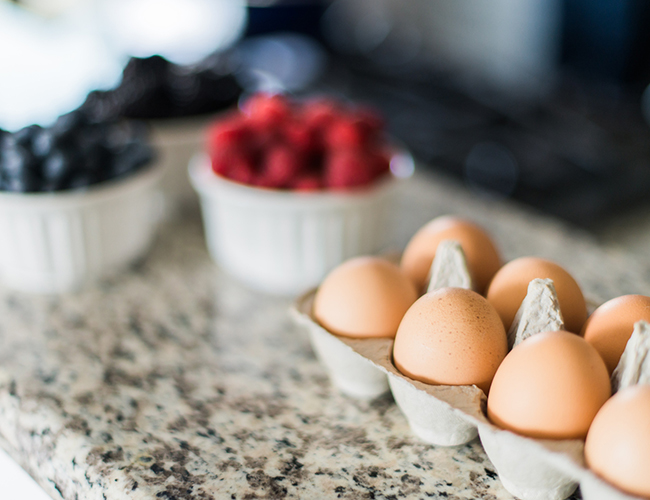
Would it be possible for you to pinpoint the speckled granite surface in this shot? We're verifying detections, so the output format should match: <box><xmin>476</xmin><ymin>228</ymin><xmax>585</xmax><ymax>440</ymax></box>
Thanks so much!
<box><xmin>1</xmin><ymin>170</ymin><xmax>649</xmax><ymax>500</ymax></box>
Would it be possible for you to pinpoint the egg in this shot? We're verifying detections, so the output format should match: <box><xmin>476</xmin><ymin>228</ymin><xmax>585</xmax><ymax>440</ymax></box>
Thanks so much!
<box><xmin>393</xmin><ymin>287</ymin><xmax>507</xmax><ymax>394</ymax></box>
<box><xmin>313</xmin><ymin>256</ymin><xmax>418</xmax><ymax>338</ymax></box>
<box><xmin>585</xmin><ymin>385</ymin><xmax>650</xmax><ymax>498</ymax></box>
<box><xmin>582</xmin><ymin>294</ymin><xmax>650</xmax><ymax>374</ymax></box>
<box><xmin>400</xmin><ymin>216</ymin><xmax>501</xmax><ymax>294</ymax></box>
<box><xmin>486</xmin><ymin>257</ymin><xmax>587</xmax><ymax>333</ymax></box>
<box><xmin>487</xmin><ymin>331</ymin><xmax>610</xmax><ymax>440</ymax></box>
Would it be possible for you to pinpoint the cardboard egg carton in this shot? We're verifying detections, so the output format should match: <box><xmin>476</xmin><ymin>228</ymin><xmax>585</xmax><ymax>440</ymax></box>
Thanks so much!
<box><xmin>290</xmin><ymin>243</ymin><xmax>645</xmax><ymax>500</ymax></box>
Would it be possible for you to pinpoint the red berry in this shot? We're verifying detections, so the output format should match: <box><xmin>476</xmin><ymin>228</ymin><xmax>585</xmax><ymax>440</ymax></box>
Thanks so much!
<box><xmin>259</xmin><ymin>145</ymin><xmax>302</xmax><ymax>188</ymax></box>
<box><xmin>207</xmin><ymin>116</ymin><xmax>249</xmax><ymax>152</ymax></box>
<box><xmin>227</xmin><ymin>157</ymin><xmax>256</xmax><ymax>185</ymax></box>
<box><xmin>325</xmin><ymin>119</ymin><xmax>368</xmax><ymax>149</ymax></box>
<box><xmin>252</xmin><ymin>176</ymin><xmax>277</xmax><ymax>189</ymax></box>
<box><xmin>324</xmin><ymin>150</ymin><xmax>375</xmax><ymax>189</ymax></box>
<box><xmin>247</xmin><ymin>124</ymin><xmax>279</xmax><ymax>159</ymax></box>
<box><xmin>302</xmin><ymin>98</ymin><xmax>339</xmax><ymax>131</ymax></box>
<box><xmin>371</xmin><ymin>151</ymin><xmax>391</xmax><ymax>176</ymax></box>
<box><xmin>292</xmin><ymin>173</ymin><xmax>322</xmax><ymax>191</ymax></box>
<box><xmin>283</xmin><ymin>121</ymin><xmax>316</xmax><ymax>154</ymax></box>
<box><xmin>211</xmin><ymin>148</ymin><xmax>238</xmax><ymax>177</ymax></box>
<box><xmin>205</xmin><ymin>94</ymin><xmax>389</xmax><ymax>191</ymax></box>
<box><xmin>242</xmin><ymin>93</ymin><xmax>291</xmax><ymax>127</ymax></box>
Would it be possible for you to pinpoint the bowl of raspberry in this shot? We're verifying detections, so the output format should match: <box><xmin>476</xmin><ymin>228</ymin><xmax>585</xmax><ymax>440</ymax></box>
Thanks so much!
<box><xmin>0</xmin><ymin>111</ymin><xmax>162</xmax><ymax>294</ymax></box>
<box><xmin>189</xmin><ymin>93</ymin><xmax>412</xmax><ymax>296</ymax></box>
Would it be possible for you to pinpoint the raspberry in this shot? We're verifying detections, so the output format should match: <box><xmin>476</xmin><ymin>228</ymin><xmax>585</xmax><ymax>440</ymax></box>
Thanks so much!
<box><xmin>206</xmin><ymin>93</ymin><xmax>391</xmax><ymax>191</ymax></box>
<box><xmin>207</xmin><ymin>116</ymin><xmax>249</xmax><ymax>151</ymax></box>
<box><xmin>211</xmin><ymin>148</ymin><xmax>237</xmax><ymax>176</ymax></box>
<box><xmin>325</xmin><ymin>119</ymin><xmax>368</xmax><ymax>149</ymax></box>
<box><xmin>248</xmin><ymin>123</ymin><xmax>280</xmax><ymax>157</ymax></box>
<box><xmin>292</xmin><ymin>173</ymin><xmax>322</xmax><ymax>191</ymax></box>
<box><xmin>371</xmin><ymin>151</ymin><xmax>391</xmax><ymax>176</ymax></box>
<box><xmin>259</xmin><ymin>145</ymin><xmax>302</xmax><ymax>188</ymax></box>
<box><xmin>227</xmin><ymin>156</ymin><xmax>256</xmax><ymax>185</ymax></box>
<box><xmin>324</xmin><ymin>149</ymin><xmax>375</xmax><ymax>189</ymax></box>
<box><xmin>302</xmin><ymin>98</ymin><xmax>339</xmax><ymax>131</ymax></box>
<box><xmin>283</xmin><ymin>121</ymin><xmax>316</xmax><ymax>154</ymax></box>
<box><xmin>243</xmin><ymin>93</ymin><xmax>291</xmax><ymax>127</ymax></box>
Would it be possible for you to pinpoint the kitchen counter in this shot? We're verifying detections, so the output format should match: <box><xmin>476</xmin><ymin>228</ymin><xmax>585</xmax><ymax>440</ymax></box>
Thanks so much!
<box><xmin>1</xmin><ymin>169</ymin><xmax>649</xmax><ymax>500</ymax></box>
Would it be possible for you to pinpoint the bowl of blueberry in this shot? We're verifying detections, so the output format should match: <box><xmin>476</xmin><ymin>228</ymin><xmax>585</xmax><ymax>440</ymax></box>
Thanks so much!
<box><xmin>189</xmin><ymin>93</ymin><xmax>413</xmax><ymax>296</ymax></box>
<box><xmin>0</xmin><ymin>110</ymin><xmax>162</xmax><ymax>294</ymax></box>
<box><xmin>80</xmin><ymin>55</ymin><xmax>243</xmax><ymax>214</ymax></box>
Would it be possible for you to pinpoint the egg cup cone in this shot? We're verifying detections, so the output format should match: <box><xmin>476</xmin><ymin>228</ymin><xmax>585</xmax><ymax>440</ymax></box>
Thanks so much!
<box><xmin>386</xmin><ymin>368</ymin><xmax>483</xmax><ymax>446</ymax></box>
<box><xmin>291</xmin><ymin>291</ymin><xmax>391</xmax><ymax>399</ymax></box>
<box><xmin>611</xmin><ymin>320</ymin><xmax>650</xmax><ymax>393</ymax></box>
<box><xmin>426</xmin><ymin>239</ymin><xmax>473</xmax><ymax>292</ymax></box>
<box><xmin>508</xmin><ymin>278</ymin><xmax>564</xmax><ymax>349</ymax></box>
<box><xmin>477</xmin><ymin>425</ymin><xmax>582</xmax><ymax>500</ymax></box>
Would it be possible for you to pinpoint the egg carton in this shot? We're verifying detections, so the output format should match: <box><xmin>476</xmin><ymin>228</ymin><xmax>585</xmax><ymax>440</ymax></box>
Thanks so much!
<box><xmin>290</xmin><ymin>246</ymin><xmax>643</xmax><ymax>500</ymax></box>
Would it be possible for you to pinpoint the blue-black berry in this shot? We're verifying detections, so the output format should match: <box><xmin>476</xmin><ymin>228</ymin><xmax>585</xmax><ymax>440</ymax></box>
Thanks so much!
<box><xmin>0</xmin><ymin>112</ymin><xmax>153</xmax><ymax>193</ymax></box>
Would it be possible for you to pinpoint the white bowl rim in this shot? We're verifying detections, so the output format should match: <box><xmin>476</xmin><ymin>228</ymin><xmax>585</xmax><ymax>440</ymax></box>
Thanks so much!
<box><xmin>0</xmin><ymin>163</ymin><xmax>162</xmax><ymax>209</ymax></box>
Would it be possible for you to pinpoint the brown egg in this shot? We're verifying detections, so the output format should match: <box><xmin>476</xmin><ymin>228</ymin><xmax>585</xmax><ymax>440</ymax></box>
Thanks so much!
<box><xmin>486</xmin><ymin>257</ymin><xmax>587</xmax><ymax>333</ymax></box>
<box><xmin>585</xmin><ymin>385</ymin><xmax>650</xmax><ymax>498</ymax></box>
<box><xmin>487</xmin><ymin>331</ymin><xmax>610</xmax><ymax>440</ymax></box>
<box><xmin>393</xmin><ymin>287</ymin><xmax>507</xmax><ymax>394</ymax></box>
<box><xmin>582</xmin><ymin>294</ymin><xmax>650</xmax><ymax>374</ymax></box>
<box><xmin>313</xmin><ymin>256</ymin><xmax>418</xmax><ymax>338</ymax></box>
<box><xmin>400</xmin><ymin>216</ymin><xmax>501</xmax><ymax>294</ymax></box>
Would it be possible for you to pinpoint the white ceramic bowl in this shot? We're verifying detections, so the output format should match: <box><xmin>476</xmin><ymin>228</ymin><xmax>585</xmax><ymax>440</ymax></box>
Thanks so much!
<box><xmin>189</xmin><ymin>152</ymin><xmax>411</xmax><ymax>295</ymax></box>
<box><xmin>0</xmin><ymin>166</ymin><xmax>163</xmax><ymax>294</ymax></box>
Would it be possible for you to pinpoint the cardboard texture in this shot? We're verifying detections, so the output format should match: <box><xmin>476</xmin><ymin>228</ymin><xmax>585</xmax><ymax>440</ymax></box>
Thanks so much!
<box><xmin>611</xmin><ymin>320</ymin><xmax>650</xmax><ymax>393</ymax></box>
<box><xmin>508</xmin><ymin>278</ymin><xmax>565</xmax><ymax>349</ymax></box>
<box><xmin>427</xmin><ymin>240</ymin><xmax>473</xmax><ymax>292</ymax></box>
<box><xmin>292</xmin><ymin>292</ymin><xmax>391</xmax><ymax>399</ymax></box>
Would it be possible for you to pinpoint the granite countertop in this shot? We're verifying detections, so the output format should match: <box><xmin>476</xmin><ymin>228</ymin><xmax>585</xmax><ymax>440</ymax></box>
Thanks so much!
<box><xmin>1</xmin><ymin>170</ymin><xmax>649</xmax><ymax>500</ymax></box>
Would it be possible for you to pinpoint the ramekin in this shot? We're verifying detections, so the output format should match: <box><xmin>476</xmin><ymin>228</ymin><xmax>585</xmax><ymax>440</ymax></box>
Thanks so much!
<box><xmin>0</xmin><ymin>166</ymin><xmax>163</xmax><ymax>294</ymax></box>
<box><xmin>189</xmin><ymin>153</ymin><xmax>410</xmax><ymax>295</ymax></box>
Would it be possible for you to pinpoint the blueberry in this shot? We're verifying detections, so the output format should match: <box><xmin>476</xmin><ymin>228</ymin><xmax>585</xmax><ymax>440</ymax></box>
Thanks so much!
<box><xmin>51</xmin><ymin>111</ymin><xmax>87</xmax><ymax>141</ymax></box>
<box><xmin>0</xmin><ymin>110</ymin><xmax>154</xmax><ymax>192</ymax></box>
<box><xmin>76</xmin><ymin>124</ymin><xmax>104</xmax><ymax>156</ymax></box>
<box><xmin>103</xmin><ymin>121</ymin><xmax>136</xmax><ymax>153</ymax></box>
<box><xmin>32</xmin><ymin>128</ymin><xmax>56</xmax><ymax>158</ymax></box>
<box><xmin>167</xmin><ymin>66</ymin><xmax>200</xmax><ymax>108</ymax></box>
<box><xmin>42</xmin><ymin>149</ymin><xmax>74</xmax><ymax>189</ymax></box>
<box><xmin>81</xmin><ymin>144</ymin><xmax>111</xmax><ymax>180</ymax></box>
<box><xmin>80</xmin><ymin>90</ymin><xmax>122</xmax><ymax>122</ymax></box>
<box><xmin>14</xmin><ymin>124</ymin><xmax>42</xmax><ymax>148</ymax></box>
<box><xmin>3</xmin><ymin>169</ymin><xmax>39</xmax><ymax>192</ymax></box>
<box><xmin>1</xmin><ymin>145</ymin><xmax>32</xmax><ymax>179</ymax></box>
<box><xmin>1</xmin><ymin>131</ymin><xmax>17</xmax><ymax>150</ymax></box>
<box><xmin>110</xmin><ymin>141</ymin><xmax>153</xmax><ymax>178</ymax></box>
<box><xmin>0</xmin><ymin>146</ymin><xmax>40</xmax><ymax>192</ymax></box>
<box><xmin>66</xmin><ymin>170</ymin><xmax>99</xmax><ymax>191</ymax></box>
<box><xmin>123</xmin><ymin>55</ymin><xmax>169</xmax><ymax>85</ymax></box>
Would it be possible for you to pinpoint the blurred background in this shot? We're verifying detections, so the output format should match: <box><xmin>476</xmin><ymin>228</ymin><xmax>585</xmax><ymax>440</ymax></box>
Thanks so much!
<box><xmin>3</xmin><ymin>0</ymin><xmax>650</xmax><ymax>229</ymax></box>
